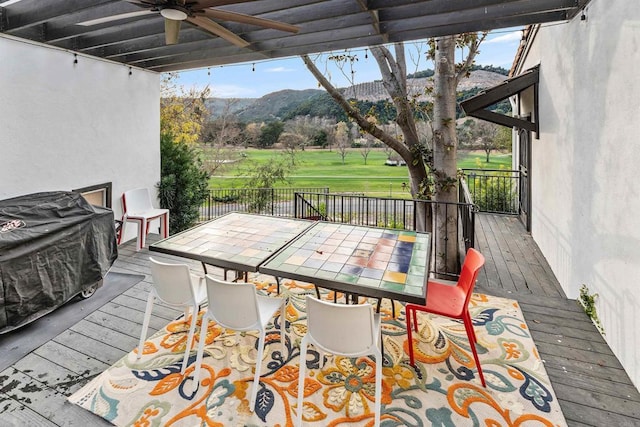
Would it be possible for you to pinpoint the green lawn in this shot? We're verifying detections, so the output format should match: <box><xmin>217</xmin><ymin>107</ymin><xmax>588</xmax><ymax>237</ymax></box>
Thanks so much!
<box><xmin>209</xmin><ymin>148</ymin><xmax>512</xmax><ymax>197</ymax></box>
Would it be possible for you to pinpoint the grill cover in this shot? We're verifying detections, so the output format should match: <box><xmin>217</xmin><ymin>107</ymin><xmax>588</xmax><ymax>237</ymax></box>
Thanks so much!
<box><xmin>0</xmin><ymin>191</ymin><xmax>118</xmax><ymax>333</ymax></box>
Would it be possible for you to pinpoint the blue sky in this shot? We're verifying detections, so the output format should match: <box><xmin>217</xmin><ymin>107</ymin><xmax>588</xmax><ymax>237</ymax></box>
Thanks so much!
<box><xmin>172</xmin><ymin>29</ymin><xmax>523</xmax><ymax>99</ymax></box>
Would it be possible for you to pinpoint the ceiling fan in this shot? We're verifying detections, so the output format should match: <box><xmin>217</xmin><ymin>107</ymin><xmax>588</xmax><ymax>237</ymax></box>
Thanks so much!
<box><xmin>78</xmin><ymin>0</ymin><xmax>299</xmax><ymax>48</ymax></box>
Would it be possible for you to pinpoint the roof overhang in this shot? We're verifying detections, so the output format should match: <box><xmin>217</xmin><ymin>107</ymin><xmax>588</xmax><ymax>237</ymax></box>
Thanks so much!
<box><xmin>0</xmin><ymin>0</ymin><xmax>589</xmax><ymax>72</ymax></box>
<box><xmin>460</xmin><ymin>65</ymin><xmax>539</xmax><ymax>135</ymax></box>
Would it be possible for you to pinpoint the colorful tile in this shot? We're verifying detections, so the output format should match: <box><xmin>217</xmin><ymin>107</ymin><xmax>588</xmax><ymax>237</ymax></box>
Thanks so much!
<box><xmin>383</xmin><ymin>271</ymin><xmax>407</xmax><ymax>284</ymax></box>
<box><xmin>361</xmin><ymin>268</ymin><xmax>384</xmax><ymax>280</ymax></box>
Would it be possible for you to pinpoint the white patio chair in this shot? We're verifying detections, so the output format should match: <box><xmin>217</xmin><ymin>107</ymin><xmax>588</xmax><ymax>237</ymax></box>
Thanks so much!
<box><xmin>119</xmin><ymin>188</ymin><xmax>169</xmax><ymax>251</ymax></box>
<box><xmin>296</xmin><ymin>296</ymin><xmax>382</xmax><ymax>427</ymax></box>
<box><xmin>137</xmin><ymin>257</ymin><xmax>206</xmax><ymax>373</ymax></box>
<box><xmin>193</xmin><ymin>275</ymin><xmax>285</xmax><ymax>410</ymax></box>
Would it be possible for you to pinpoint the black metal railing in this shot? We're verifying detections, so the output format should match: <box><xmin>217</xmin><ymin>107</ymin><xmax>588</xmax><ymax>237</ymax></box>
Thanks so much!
<box><xmin>461</xmin><ymin>168</ymin><xmax>520</xmax><ymax>214</ymax></box>
<box><xmin>200</xmin><ymin>187</ymin><xmax>329</xmax><ymax>221</ymax></box>
<box><xmin>459</xmin><ymin>177</ymin><xmax>477</xmax><ymax>252</ymax></box>
<box><xmin>294</xmin><ymin>192</ymin><xmax>476</xmax><ymax>277</ymax></box>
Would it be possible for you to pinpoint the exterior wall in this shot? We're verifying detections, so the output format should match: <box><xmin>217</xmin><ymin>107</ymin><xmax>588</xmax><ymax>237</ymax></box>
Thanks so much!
<box><xmin>0</xmin><ymin>35</ymin><xmax>161</xmax><ymax>241</ymax></box>
<box><xmin>516</xmin><ymin>1</ymin><xmax>640</xmax><ymax>389</ymax></box>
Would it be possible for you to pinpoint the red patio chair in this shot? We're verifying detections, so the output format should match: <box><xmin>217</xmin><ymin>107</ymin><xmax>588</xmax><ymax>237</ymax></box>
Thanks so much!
<box><xmin>405</xmin><ymin>248</ymin><xmax>487</xmax><ymax>387</ymax></box>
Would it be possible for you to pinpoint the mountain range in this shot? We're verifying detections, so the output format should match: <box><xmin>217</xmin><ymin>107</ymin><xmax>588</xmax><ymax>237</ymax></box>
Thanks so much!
<box><xmin>205</xmin><ymin>70</ymin><xmax>507</xmax><ymax>123</ymax></box>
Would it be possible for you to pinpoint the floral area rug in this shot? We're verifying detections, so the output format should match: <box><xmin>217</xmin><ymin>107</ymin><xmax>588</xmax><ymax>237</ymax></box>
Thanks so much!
<box><xmin>69</xmin><ymin>277</ymin><xmax>567</xmax><ymax>427</ymax></box>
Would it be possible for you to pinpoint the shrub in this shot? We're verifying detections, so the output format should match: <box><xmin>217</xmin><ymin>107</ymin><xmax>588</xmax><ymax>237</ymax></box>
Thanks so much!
<box><xmin>474</xmin><ymin>176</ymin><xmax>518</xmax><ymax>213</ymax></box>
<box><xmin>158</xmin><ymin>133</ymin><xmax>210</xmax><ymax>233</ymax></box>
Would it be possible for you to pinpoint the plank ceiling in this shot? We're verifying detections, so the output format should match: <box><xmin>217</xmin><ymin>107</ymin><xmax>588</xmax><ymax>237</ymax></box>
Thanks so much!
<box><xmin>0</xmin><ymin>0</ymin><xmax>589</xmax><ymax>72</ymax></box>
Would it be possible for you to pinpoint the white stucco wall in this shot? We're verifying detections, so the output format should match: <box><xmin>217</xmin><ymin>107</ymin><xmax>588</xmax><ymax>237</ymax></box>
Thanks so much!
<box><xmin>517</xmin><ymin>1</ymin><xmax>640</xmax><ymax>389</ymax></box>
<box><xmin>0</xmin><ymin>34</ymin><xmax>161</xmax><ymax>242</ymax></box>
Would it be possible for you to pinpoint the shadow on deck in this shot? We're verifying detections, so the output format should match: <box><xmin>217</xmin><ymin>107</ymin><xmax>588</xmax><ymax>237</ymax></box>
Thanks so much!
<box><xmin>0</xmin><ymin>214</ymin><xmax>638</xmax><ymax>426</ymax></box>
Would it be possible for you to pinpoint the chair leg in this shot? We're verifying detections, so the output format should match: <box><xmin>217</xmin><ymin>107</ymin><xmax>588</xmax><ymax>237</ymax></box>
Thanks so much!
<box><xmin>405</xmin><ymin>305</ymin><xmax>416</xmax><ymax>366</ymax></box>
<box><xmin>374</xmin><ymin>348</ymin><xmax>382</xmax><ymax>427</ymax></box>
<box><xmin>192</xmin><ymin>316</ymin><xmax>210</xmax><ymax>387</ymax></box>
<box><xmin>250</xmin><ymin>331</ymin><xmax>266</xmax><ymax>410</ymax></box>
<box><xmin>140</xmin><ymin>219</ymin><xmax>148</xmax><ymax>251</ymax></box>
<box><xmin>280</xmin><ymin>299</ymin><xmax>286</xmax><ymax>349</ymax></box>
<box><xmin>463</xmin><ymin>311</ymin><xmax>486</xmax><ymax>388</ymax></box>
<box><xmin>296</xmin><ymin>336</ymin><xmax>309</xmax><ymax>427</ymax></box>
<box><xmin>161</xmin><ymin>212</ymin><xmax>169</xmax><ymax>238</ymax></box>
<box><xmin>137</xmin><ymin>293</ymin><xmax>155</xmax><ymax>360</ymax></box>
<box><xmin>181</xmin><ymin>306</ymin><xmax>199</xmax><ymax>374</ymax></box>
<box><xmin>118</xmin><ymin>217</ymin><xmax>127</xmax><ymax>245</ymax></box>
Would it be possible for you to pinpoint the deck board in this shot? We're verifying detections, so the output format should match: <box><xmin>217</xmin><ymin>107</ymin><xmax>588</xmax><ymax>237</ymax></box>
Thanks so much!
<box><xmin>2</xmin><ymin>218</ymin><xmax>639</xmax><ymax>427</ymax></box>
<box><xmin>475</xmin><ymin>214</ymin><xmax>640</xmax><ymax>426</ymax></box>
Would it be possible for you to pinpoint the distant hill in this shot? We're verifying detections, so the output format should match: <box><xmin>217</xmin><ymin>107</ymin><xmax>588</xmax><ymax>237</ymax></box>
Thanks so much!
<box><xmin>205</xmin><ymin>98</ymin><xmax>255</xmax><ymax>118</ymax></box>
<box><xmin>341</xmin><ymin>70</ymin><xmax>506</xmax><ymax>101</ymax></box>
<box><xmin>206</xmin><ymin>89</ymin><xmax>323</xmax><ymax>122</ymax></box>
<box><xmin>205</xmin><ymin>70</ymin><xmax>507</xmax><ymax>122</ymax></box>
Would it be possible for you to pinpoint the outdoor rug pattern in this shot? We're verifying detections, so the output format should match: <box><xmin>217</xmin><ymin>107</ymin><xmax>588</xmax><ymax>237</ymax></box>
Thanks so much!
<box><xmin>69</xmin><ymin>279</ymin><xmax>567</xmax><ymax>426</ymax></box>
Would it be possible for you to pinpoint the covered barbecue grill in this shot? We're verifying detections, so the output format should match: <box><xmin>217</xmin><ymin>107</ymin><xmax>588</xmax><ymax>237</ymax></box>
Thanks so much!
<box><xmin>0</xmin><ymin>191</ymin><xmax>117</xmax><ymax>333</ymax></box>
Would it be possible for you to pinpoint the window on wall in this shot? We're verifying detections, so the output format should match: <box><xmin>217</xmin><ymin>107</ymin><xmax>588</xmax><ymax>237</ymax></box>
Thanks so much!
<box><xmin>73</xmin><ymin>182</ymin><xmax>112</xmax><ymax>208</ymax></box>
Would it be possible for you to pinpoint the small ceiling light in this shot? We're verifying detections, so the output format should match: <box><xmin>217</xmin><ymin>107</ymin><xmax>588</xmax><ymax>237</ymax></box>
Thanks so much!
<box><xmin>160</xmin><ymin>7</ymin><xmax>188</xmax><ymax>21</ymax></box>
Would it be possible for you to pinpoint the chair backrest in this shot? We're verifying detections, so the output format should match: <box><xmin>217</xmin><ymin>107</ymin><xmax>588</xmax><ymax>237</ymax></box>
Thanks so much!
<box><xmin>305</xmin><ymin>296</ymin><xmax>377</xmax><ymax>356</ymax></box>
<box><xmin>149</xmin><ymin>257</ymin><xmax>196</xmax><ymax>306</ymax></box>
<box><xmin>204</xmin><ymin>275</ymin><xmax>261</xmax><ymax>330</ymax></box>
<box><xmin>123</xmin><ymin>188</ymin><xmax>154</xmax><ymax>214</ymax></box>
<box><xmin>457</xmin><ymin>248</ymin><xmax>486</xmax><ymax>304</ymax></box>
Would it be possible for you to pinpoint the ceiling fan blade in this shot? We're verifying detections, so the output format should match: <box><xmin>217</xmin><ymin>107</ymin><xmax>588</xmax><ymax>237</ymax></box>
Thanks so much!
<box><xmin>76</xmin><ymin>10</ymin><xmax>153</xmax><ymax>26</ymax></box>
<box><xmin>124</xmin><ymin>0</ymin><xmax>161</xmax><ymax>6</ymax></box>
<box><xmin>198</xmin><ymin>9</ymin><xmax>299</xmax><ymax>33</ymax></box>
<box><xmin>165</xmin><ymin>18</ymin><xmax>181</xmax><ymax>45</ymax></box>
<box><xmin>186</xmin><ymin>16</ymin><xmax>249</xmax><ymax>48</ymax></box>
<box><xmin>194</xmin><ymin>0</ymin><xmax>255</xmax><ymax>8</ymax></box>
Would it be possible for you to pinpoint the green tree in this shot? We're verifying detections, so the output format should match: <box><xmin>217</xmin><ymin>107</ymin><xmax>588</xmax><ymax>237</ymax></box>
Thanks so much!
<box><xmin>303</xmin><ymin>34</ymin><xmax>486</xmax><ymax>273</ymax></box>
<box><xmin>258</xmin><ymin>121</ymin><xmax>285</xmax><ymax>147</ymax></box>
<box><xmin>160</xmin><ymin>74</ymin><xmax>210</xmax><ymax>145</ymax></box>
<box><xmin>311</xmin><ymin>129</ymin><xmax>328</xmax><ymax>147</ymax></box>
<box><xmin>242</xmin><ymin>151</ymin><xmax>297</xmax><ymax>213</ymax></box>
<box><xmin>158</xmin><ymin>133</ymin><xmax>210</xmax><ymax>233</ymax></box>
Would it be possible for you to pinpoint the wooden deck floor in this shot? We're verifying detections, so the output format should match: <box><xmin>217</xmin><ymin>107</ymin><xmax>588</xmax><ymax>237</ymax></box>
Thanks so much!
<box><xmin>1</xmin><ymin>214</ymin><xmax>639</xmax><ymax>426</ymax></box>
<box><xmin>474</xmin><ymin>214</ymin><xmax>640</xmax><ymax>427</ymax></box>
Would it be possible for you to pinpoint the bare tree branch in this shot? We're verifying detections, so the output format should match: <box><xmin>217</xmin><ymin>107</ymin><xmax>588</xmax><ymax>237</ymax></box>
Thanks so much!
<box><xmin>301</xmin><ymin>54</ymin><xmax>411</xmax><ymax>160</ymax></box>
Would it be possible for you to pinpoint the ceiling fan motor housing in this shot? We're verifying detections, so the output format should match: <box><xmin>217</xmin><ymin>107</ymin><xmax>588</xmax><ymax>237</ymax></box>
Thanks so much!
<box><xmin>160</xmin><ymin>5</ymin><xmax>189</xmax><ymax>21</ymax></box>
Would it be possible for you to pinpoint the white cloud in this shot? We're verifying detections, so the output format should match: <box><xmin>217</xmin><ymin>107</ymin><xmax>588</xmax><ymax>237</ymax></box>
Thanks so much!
<box><xmin>485</xmin><ymin>31</ymin><xmax>522</xmax><ymax>44</ymax></box>
<box><xmin>265</xmin><ymin>66</ymin><xmax>295</xmax><ymax>73</ymax></box>
<box><xmin>211</xmin><ymin>84</ymin><xmax>256</xmax><ymax>98</ymax></box>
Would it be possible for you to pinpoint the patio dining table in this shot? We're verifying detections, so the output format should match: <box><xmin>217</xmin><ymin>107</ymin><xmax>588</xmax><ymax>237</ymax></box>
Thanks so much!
<box><xmin>259</xmin><ymin>221</ymin><xmax>431</xmax><ymax>306</ymax></box>
<box><xmin>149</xmin><ymin>212</ymin><xmax>315</xmax><ymax>279</ymax></box>
<box><xmin>149</xmin><ymin>213</ymin><xmax>431</xmax><ymax>306</ymax></box>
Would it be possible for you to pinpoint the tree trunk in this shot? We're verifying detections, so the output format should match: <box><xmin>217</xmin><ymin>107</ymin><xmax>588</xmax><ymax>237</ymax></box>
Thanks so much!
<box><xmin>301</xmin><ymin>52</ymin><xmax>430</xmax><ymax>231</ymax></box>
<box><xmin>432</xmin><ymin>36</ymin><xmax>459</xmax><ymax>274</ymax></box>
